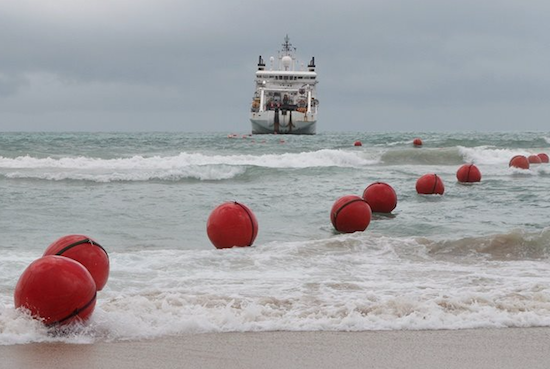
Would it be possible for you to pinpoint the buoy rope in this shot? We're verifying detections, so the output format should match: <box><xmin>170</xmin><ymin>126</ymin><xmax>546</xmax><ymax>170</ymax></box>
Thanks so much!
<box><xmin>47</xmin><ymin>291</ymin><xmax>97</xmax><ymax>327</ymax></box>
<box><xmin>333</xmin><ymin>198</ymin><xmax>366</xmax><ymax>222</ymax></box>
<box><xmin>431</xmin><ymin>175</ymin><xmax>439</xmax><ymax>193</ymax></box>
<box><xmin>234</xmin><ymin>202</ymin><xmax>256</xmax><ymax>246</ymax></box>
<box><xmin>55</xmin><ymin>238</ymin><xmax>109</xmax><ymax>259</ymax></box>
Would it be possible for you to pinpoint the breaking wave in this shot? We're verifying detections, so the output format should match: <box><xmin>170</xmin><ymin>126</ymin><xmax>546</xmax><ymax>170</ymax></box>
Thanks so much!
<box><xmin>2</xmin><ymin>231</ymin><xmax>550</xmax><ymax>345</ymax></box>
<box><xmin>0</xmin><ymin>150</ymin><xmax>377</xmax><ymax>182</ymax></box>
<box><xmin>419</xmin><ymin>228</ymin><xmax>550</xmax><ymax>260</ymax></box>
<box><xmin>457</xmin><ymin>146</ymin><xmax>548</xmax><ymax>165</ymax></box>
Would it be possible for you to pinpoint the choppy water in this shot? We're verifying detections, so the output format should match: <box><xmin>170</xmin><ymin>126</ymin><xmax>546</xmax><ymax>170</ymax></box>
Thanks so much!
<box><xmin>1</xmin><ymin>131</ymin><xmax>550</xmax><ymax>344</ymax></box>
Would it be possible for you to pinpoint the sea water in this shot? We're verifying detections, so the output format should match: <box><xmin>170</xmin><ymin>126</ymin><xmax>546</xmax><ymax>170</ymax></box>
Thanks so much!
<box><xmin>1</xmin><ymin>131</ymin><xmax>549</xmax><ymax>344</ymax></box>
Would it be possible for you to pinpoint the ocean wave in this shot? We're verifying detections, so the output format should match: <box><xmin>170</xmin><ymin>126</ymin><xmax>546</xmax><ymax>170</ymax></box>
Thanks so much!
<box><xmin>378</xmin><ymin>146</ymin><xmax>550</xmax><ymax>166</ymax></box>
<box><xmin>2</xmin><ymin>232</ymin><xmax>550</xmax><ymax>345</ymax></box>
<box><xmin>3</xmin><ymin>275</ymin><xmax>550</xmax><ymax>345</ymax></box>
<box><xmin>380</xmin><ymin>147</ymin><xmax>464</xmax><ymax>165</ymax></box>
<box><xmin>419</xmin><ymin>228</ymin><xmax>550</xmax><ymax>260</ymax></box>
<box><xmin>0</xmin><ymin>150</ymin><xmax>376</xmax><ymax>182</ymax></box>
<box><xmin>2</xmin><ymin>166</ymin><xmax>246</xmax><ymax>182</ymax></box>
<box><xmin>0</xmin><ymin>150</ymin><xmax>376</xmax><ymax>169</ymax></box>
<box><xmin>457</xmin><ymin>146</ymin><xmax>547</xmax><ymax>165</ymax></box>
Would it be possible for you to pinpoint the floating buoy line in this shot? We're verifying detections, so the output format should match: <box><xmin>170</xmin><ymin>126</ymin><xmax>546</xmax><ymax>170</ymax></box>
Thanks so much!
<box><xmin>11</xmin><ymin>140</ymin><xmax>549</xmax><ymax>328</ymax></box>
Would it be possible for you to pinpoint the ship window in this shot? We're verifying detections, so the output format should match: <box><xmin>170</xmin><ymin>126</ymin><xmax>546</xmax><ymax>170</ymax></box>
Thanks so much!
<box><xmin>283</xmin><ymin>76</ymin><xmax>288</xmax><ymax>80</ymax></box>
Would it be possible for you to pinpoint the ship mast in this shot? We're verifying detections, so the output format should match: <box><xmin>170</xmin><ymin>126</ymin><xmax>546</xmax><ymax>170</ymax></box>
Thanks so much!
<box><xmin>281</xmin><ymin>34</ymin><xmax>296</xmax><ymax>56</ymax></box>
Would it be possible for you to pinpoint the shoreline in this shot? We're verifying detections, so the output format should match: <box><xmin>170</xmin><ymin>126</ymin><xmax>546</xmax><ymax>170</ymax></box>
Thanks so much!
<box><xmin>2</xmin><ymin>328</ymin><xmax>550</xmax><ymax>369</ymax></box>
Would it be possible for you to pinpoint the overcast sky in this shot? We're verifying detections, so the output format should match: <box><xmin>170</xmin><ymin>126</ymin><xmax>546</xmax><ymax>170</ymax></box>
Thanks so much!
<box><xmin>1</xmin><ymin>0</ymin><xmax>549</xmax><ymax>132</ymax></box>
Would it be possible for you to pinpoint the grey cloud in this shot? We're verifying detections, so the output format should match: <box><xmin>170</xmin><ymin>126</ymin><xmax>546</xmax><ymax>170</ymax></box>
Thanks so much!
<box><xmin>1</xmin><ymin>0</ymin><xmax>550</xmax><ymax>131</ymax></box>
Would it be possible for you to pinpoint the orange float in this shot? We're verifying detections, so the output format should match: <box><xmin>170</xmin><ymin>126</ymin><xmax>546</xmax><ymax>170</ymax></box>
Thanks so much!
<box><xmin>362</xmin><ymin>182</ymin><xmax>397</xmax><ymax>213</ymax></box>
<box><xmin>416</xmin><ymin>174</ymin><xmax>445</xmax><ymax>195</ymax></box>
<box><xmin>330</xmin><ymin>195</ymin><xmax>372</xmax><ymax>233</ymax></box>
<box><xmin>14</xmin><ymin>255</ymin><xmax>97</xmax><ymax>326</ymax></box>
<box><xmin>354</xmin><ymin>141</ymin><xmax>362</xmax><ymax>147</ymax></box>
<box><xmin>43</xmin><ymin>235</ymin><xmax>109</xmax><ymax>291</ymax></box>
<box><xmin>413</xmin><ymin>138</ymin><xmax>423</xmax><ymax>147</ymax></box>
<box><xmin>207</xmin><ymin>202</ymin><xmax>258</xmax><ymax>249</ymax></box>
<box><xmin>509</xmin><ymin>155</ymin><xmax>530</xmax><ymax>169</ymax></box>
<box><xmin>528</xmin><ymin>155</ymin><xmax>542</xmax><ymax>164</ymax></box>
<box><xmin>538</xmin><ymin>153</ymin><xmax>549</xmax><ymax>163</ymax></box>
<box><xmin>456</xmin><ymin>164</ymin><xmax>481</xmax><ymax>183</ymax></box>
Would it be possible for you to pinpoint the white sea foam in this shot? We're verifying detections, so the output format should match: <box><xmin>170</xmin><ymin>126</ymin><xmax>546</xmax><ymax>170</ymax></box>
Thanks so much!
<box><xmin>3</xmin><ymin>166</ymin><xmax>246</xmax><ymax>182</ymax></box>
<box><xmin>0</xmin><ymin>150</ymin><xmax>374</xmax><ymax>170</ymax></box>
<box><xmin>2</xmin><ymin>232</ymin><xmax>550</xmax><ymax>345</ymax></box>
<box><xmin>458</xmin><ymin>146</ymin><xmax>533</xmax><ymax>165</ymax></box>
<box><xmin>0</xmin><ymin>150</ymin><xmax>376</xmax><ymax>182</ymax></box>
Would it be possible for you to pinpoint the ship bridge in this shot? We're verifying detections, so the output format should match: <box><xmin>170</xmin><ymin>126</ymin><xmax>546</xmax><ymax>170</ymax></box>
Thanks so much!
<box><xmin>255</xmin><ymin>70</ymin><xmax>317</xmax><ymax>82</ymax></box>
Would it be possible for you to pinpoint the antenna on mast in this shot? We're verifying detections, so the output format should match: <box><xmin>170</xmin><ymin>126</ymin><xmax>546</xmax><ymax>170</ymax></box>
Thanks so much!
<box><xmin>281</xmin><ymin>34</ymin><xmax>296</xmax><ymax>56</ymax></box>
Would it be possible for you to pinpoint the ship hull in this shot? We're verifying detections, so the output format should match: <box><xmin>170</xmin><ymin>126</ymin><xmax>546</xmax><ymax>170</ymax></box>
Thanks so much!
<box><xmin>250</xmin><ymin>111</ymin><xmax>316</xmax><ymax>135</ymax></box>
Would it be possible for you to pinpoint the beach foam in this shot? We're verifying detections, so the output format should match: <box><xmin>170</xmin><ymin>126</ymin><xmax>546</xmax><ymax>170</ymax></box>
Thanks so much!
<box><xmin>2</xmin><ymin>231</ymin><xmax>550</xmax><ymax>345</ymax></box>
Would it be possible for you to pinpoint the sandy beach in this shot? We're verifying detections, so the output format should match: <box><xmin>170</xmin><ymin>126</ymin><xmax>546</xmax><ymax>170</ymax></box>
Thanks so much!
<box><xmin>2</xmin><ymin>328</ymin><xmax>549</xmax><ymax>369</ymax></box>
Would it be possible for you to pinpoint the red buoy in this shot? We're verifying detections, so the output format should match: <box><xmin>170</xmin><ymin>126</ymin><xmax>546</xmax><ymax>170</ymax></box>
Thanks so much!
<box><xmin>509</xmin><ymin>155</ymin><xmax>530</xmax><ymax>169</ymax></box>
<box><xmin>43</xmin><ymin>235</ymin><xmax>109</xmax><ymax>291</ymax></box>
<box><xmin>456</xmin><ymin>164</ymin><xmax>482</xmax><ymax>183</ymax></box>
<box><xmin>413</xmin><ymin>138</ymin><xmax>423</xmax><ymax>147</ymax></box>
<box><xmin>362</xmin><ymin>182</ymin><xmax>397</xmax><ymax>213</ymax></box>
<box><xmin>14</xmin><ymin>255</ymin><xmax>97</xmax><ymax>326</ymax></box>
<box><xmin>538</xmin><ymin>153</ymin><xmax>549</xmax><ymax>163</ymax></box>
<box><xmin>330</xmin><ymin>195</ymin><xmax>372</xmax><ymax>233</ymax></box>
<box><xmin>416</xmin><ymin>174</ymin><xmax>445</xmax><ymax>195</ymax></box>
<box><xmin>354</xmin><ymin>141</ymin><xmax>362</xmax><ymax>147</ymax></box>
<box><xmin>528</xmin><ymin>155</ymin><xmax>542</xmax><ymax>164</ymax></box>
<box><xmin>207</xmin><ymin>202</ymin><xmax>258</xmax><ymax>249</ymax></box>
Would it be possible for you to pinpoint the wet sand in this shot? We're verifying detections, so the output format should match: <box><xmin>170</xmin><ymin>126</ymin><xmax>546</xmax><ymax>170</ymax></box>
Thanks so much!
<box><xmin>2</xmin><ymin>328</ymin><xmax>550</xmax><ymax>369</ymax></box>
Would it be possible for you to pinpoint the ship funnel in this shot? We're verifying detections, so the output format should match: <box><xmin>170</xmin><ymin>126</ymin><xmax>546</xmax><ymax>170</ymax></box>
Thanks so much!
<box><xmin>257</xmin><ymin>55</ymin><xmax>265</xmax><ymax>71</ymax></box>
<box><xmin>308</xmin><ymin>57</ymin><xmax>315</xmax><ymax>71</ymax></box>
